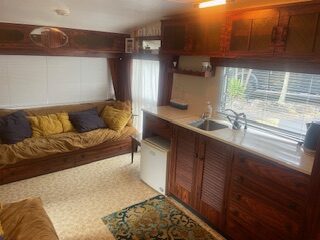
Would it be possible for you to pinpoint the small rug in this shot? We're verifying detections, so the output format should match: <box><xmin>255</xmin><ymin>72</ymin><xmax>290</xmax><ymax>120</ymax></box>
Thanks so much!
<box><xmin>102</xmin><ymin>195</ymin><xmax>219</xmax><ymax>240</ymax></box>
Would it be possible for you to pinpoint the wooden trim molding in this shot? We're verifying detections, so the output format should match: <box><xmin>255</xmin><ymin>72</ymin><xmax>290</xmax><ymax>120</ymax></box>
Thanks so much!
<box><xmin>0</xmin><ymin>22</ymin><xmax>129</xmax><ymax>57</ymax></box>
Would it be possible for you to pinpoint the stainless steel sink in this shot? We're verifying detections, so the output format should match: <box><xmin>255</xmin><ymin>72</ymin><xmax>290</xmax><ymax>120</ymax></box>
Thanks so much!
<box><xmin>189</xmin><ymin>119</ymin><xmax>228</xmax><ymax>131</ymax></box>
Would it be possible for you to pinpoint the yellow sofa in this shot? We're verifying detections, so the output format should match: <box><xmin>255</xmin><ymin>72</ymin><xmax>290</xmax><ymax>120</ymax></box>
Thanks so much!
<box><xmin>0</xmin><ymin>100</ymin><xmax>136</xmax><ymax>184</ymax></box>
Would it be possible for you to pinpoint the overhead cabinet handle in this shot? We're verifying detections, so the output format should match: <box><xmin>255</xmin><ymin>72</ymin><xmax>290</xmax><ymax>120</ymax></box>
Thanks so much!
<box><xmin>271</xmin><ymin>26</ymin><xmax>277</xmax><ymax>43</ymax></box>
<box><xmin>281</xmin><ymin>27</ymin><xmax>289</xmax><ymax>42</ymax></box>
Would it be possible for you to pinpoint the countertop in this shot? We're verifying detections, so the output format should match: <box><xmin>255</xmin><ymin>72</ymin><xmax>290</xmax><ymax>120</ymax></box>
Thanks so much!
<box><xmin>142</xmin><ymin>106</ymin><xmax>315</xmax><ymax>175</ymax></box>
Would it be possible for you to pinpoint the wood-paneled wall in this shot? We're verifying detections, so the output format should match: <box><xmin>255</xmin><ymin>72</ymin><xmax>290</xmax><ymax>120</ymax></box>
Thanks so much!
<box><xmin>0</xmin><ymin>22</ymin><xmax>129</xmax><ymax>57</ymax></box>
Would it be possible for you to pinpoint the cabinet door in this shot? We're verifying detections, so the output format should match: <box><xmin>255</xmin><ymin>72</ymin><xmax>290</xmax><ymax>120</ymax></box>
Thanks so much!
<box><xmin>195</xmin><ymin>136</ymin><xmax>233</xmax><ymax>229</ymax></box>
<box><xmin>169</xmin><ymin>126</ymin><xmax>198</xmax><ymax>207</ymax></box>
<box><xmin>161</xmin><ymin>21</ymin><xmax>186</xmax><ymax>53</ymax></box>
<box><xmin>207</xmin><ymin>19</ymin><xmax>224</xmax><ymax>55</ymax></box>
<box><xmin>227</xmin><ymin>9</ymin><xmax>279</xmax><ymax>56</ymax></box>
<box><xmin>188</xmin><ymin>22</ymin><xmax>207</xmax><ymax>53</ymax></box>
<box><xmin>279</xmin><ymin>5</ymin><xmax>320</xmax><ymax>56</ymax></box>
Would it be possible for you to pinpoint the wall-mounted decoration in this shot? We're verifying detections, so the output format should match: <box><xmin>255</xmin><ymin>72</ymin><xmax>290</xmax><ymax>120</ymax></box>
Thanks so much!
<box><xmin>30</xmin><ymin>27</ymin><xmax>68</xmax><ymax>48</ymax></box>
<box><xmin>125</xmin><ymin>38</ymin><xmax>134</xmax><ymax>53</ymax></box>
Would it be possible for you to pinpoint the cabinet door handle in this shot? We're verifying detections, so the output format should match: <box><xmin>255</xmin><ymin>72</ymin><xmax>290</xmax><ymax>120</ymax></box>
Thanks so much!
<box><xmin>271</xmin><ymin>26</ymin><xmax>277</xmax><ymax>43</ymax></box>
<box><xmin>281</xmin><ymin>27</ymin><xmax>289</xmax><ymax>42</ymax></box>
<box><xmin>193</xmin><ymin>153</ymin><xmax>198</xmax><ymax>158</ymax></box>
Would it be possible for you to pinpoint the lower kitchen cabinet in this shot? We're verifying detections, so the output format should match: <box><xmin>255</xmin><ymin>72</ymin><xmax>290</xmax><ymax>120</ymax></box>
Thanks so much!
<box><xmin>169</xmin><ymin>126</ymin><xmax>198</xmax><ymax>208</ymax></box>
<box><xmin>169</xmin><ymin>126</ymin><xmax>233</xmax><ymax>230</ymax></box>
<box><xmin>195</xmin><ymin>136</ymin><xmax>233</xmax><ymax>229</ymax></box>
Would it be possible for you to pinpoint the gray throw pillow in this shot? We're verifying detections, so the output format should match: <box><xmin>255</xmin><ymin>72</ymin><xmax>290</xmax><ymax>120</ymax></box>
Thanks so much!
<box><xmin>0</xmin><ymin>110</ymin><xmax>32</xmax><ymax>144</ymax></box>
<box><xmin>68</xmin><ymin>108</ymin><xmax>106</xmax><ymax>133</ymax></box>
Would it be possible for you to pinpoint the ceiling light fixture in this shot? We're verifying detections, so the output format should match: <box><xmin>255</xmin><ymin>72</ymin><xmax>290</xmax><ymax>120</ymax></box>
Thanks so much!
<box><xmin>54</xmin><ymin>8</ymin><xmax>71</xmax><ymax>16</ymax></box>
<box><xmin>199</xmin><ymin>0</ymin><xmax>226</xmax><ymax>8</ymax></box>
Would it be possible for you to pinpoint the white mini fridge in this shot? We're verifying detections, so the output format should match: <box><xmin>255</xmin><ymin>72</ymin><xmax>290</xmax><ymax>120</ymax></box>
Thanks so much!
<box><xmin>140</xmin><ymin>136</ymin><xmax>170</xmax><ymax>195</ymax></box>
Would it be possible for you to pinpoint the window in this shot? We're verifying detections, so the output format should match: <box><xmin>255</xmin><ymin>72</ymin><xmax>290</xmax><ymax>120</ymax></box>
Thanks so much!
<box><xmin>220</xmin><ymin>67</ymin><xmax>320</xmax><ymax>141</ymax></box>
<box><xmin>131</xmin><ymin>59</ymin><xmax>160</xmax><ymax>132</ymax></box>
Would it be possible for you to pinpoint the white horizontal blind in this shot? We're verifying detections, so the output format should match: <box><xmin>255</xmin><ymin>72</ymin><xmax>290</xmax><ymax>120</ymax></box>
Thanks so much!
<box><xmin>0</xmin><ymin>55</ymin><xmax>114</xmax><ymax>108</ymax></box>
<box><xmin>220</xmin><ymin>67</ymin><xmax>320</xmax><ymax>140</ymax></box>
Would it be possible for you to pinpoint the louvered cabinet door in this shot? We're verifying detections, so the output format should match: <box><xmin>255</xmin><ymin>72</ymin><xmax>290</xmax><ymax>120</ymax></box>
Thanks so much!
<box><xmin>170</xmin><ymin>126</ymin><xmax>198</xmax><ymax>208</ymax></box>
<box><xmin>195</xmin><ymin>136</ymin><xmax>233</xmax><ymax>229</ymax></box>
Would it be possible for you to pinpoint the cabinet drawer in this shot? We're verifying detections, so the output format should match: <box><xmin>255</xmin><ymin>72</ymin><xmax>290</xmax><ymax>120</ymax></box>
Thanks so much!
<box><xmin>232</xmin><ymin>171</ymin><xmax>306</xmax><ymax>217</ymax></box>
<box><xmin>230</xmin><ymin>185</ymin><xmax>301</xmax><ymax>239</ymax></box>
<box><xmin>233</xmin><ymin>151</ymin><xmax>310</xmax><ymax>197</ymax></box>
<box><xmin>225</xmin><ymin>217</ymin><xmax>255</xmax><ymax>240</ymax></box>
<box><xmin>227</xmin><ymin>204</ymin><xmax>288</xmax><ymax>240</ymax></box>
<box><xmin>143</xmin><ymin>113</ymin><xmax>172</xmax><ymax>140</ymax></box>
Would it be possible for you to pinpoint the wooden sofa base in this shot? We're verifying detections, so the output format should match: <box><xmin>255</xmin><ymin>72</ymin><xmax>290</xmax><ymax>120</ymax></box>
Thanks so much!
<box><xmin>0</xmin><ymin>138</ymin><xmax>132</xmax><ymax>185</ymax></box>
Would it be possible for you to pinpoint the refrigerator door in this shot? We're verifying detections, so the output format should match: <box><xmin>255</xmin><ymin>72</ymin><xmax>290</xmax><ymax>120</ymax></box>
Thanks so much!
<box><xmin>140</xmin><ymin>139</ymin><xmax>169</xmax><ymax>194</ymax></box>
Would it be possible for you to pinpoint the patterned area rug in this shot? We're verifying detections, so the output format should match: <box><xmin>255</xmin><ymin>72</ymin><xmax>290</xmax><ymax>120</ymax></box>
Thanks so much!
<box><xmin>102</xmin><ymin>195</ymin><xmax>219</xmax><ymax>240</ymax></box>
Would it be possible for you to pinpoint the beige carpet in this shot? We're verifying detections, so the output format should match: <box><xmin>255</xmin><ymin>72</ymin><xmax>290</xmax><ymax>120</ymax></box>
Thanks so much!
<box><xmin>0</xmin><ymin>153</ymin><xmax>225</xmax><ymax>240</ymax></box>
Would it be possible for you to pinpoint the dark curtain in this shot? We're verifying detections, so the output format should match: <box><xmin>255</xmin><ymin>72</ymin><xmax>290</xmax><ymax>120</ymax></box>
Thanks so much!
<box><xmin>108</xmin><ymin>55</ymin><xmax>132</xmax><ymax>101</ymax></box>
<box><xmin>157</xmin><ymin>55</ymin><xmax>174</xmax><ymax>106</ymax></box>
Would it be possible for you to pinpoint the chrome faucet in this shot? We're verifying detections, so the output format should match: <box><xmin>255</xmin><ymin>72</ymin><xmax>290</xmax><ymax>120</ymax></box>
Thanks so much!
<box><xmin>224</xmin><ymin>109</ymin><xmax>248</xmax><ymax>130</ymax></box>
<box><xmin>200</xmin><ymin>112</ymin><xmax>210</xmax><ymax>119</ymax></box>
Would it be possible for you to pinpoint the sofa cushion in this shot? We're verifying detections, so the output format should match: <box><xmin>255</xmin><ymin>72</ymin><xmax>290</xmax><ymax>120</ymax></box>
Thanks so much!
<box><xmin>0</xmin><ymin>111</ymin><xmax>32</xmax><ymax>144</ymax></box>
<box><xmin>101</xmin><ymin>106</ymin><xmax>132</xmax><ymax>131</ymax></box>
<box><xmin>69</xmin><ymin>108</ymin><xmax>106</xmax><ymax>133</ymax></box>
<box><xmin>28</xmin><ymin>114</ymin><xmax>64</xmax><ymax>137</ymax></box>
<box><xmin>111</xmin><ymin>100</ymin><xmax>132</xmax><ymax>112</ymax></box>
<box><xmin>0</xmin><ymin>198</ymin><xmax>59</xmax><ymax>240</ymax></box>
<box><xmin>57</xmin><ymin>113</ymin><xmax>74</xmax><ymax>133</ymax></box>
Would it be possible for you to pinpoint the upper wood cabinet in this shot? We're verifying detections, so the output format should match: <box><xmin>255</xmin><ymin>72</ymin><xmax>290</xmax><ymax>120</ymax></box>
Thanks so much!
<box><xmin>277</xmin><ymin>4</ymin><xmax>320</xmax><ymax>57</ymax></box>
<box><xmin>162</xmin><ymin>21</ymin><xmax>187</xmax><ymax>53</ymax></box>
<box><xmin>195</xmin><ymin>136</ymin><xmax>233</xmax><ymax>230</ymax></box>
<box><xmin>161</xmin><ymin>16</ymin><xmax>225</xmax><ymax>55</ymax></box>
<box><xmin>226</xmin><ymin>9</ymin><xmax>280</xmax><ymax>56</ymax></box>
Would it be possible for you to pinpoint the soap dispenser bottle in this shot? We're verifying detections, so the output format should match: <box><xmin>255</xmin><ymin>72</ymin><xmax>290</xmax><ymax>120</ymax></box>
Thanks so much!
<box><xmin>206</xmin><ymin>101</ymin><xmax>213</xmax><ymax>118</ymax></box>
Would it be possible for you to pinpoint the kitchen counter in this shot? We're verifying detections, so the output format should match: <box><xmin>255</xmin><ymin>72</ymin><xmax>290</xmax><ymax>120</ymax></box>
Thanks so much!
<box><xmin>142</xmin><ymin>106</ymin><xmax>315</xmax><ymax>175</ymax></box>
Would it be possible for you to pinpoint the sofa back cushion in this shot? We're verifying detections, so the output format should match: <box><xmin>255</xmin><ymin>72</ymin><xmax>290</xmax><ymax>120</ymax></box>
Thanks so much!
<box><xmin>101</xmin><ymin>106</ymin><xmax>132</xmax><ymax>131</ymax></box>
<box><xmin>0</xmin><ymin>111</ymin><xmax>32</xmax><ymax>144</ymax></box>
<box><xmin>57</xmin><ymin>113</ymin><xmax>74</xmax><ymax>133</ymax></box>
<box><xmin>69</xmin><ymin>108</ymin><xmax>106</xmax><ymax>133</ymax></box>
<box><xmin>28</xmin><ymin>114</ymin><xmax>65</xmax><ymax>138</ymax></box>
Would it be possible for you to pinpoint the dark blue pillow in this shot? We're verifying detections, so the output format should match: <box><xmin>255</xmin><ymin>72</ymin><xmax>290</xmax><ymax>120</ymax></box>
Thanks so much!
<box><xmin>69</xmin><ymin>108</ymin><xmax>106</xmax><ymax>133</ymax></box>
<box><xmin>0</xmin><ymin>110</ymin><xmax>32</xmax><ymax>144</ymax></box>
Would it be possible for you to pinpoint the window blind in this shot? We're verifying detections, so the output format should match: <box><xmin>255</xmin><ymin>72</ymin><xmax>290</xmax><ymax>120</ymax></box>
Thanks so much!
<box><xmin>220</xmin><ymin>67</ymin><xmax>320</xmax><ymax>141</ymax></box>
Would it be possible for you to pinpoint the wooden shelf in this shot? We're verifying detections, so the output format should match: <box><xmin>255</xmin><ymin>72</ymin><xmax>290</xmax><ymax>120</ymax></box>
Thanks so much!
<box><xmin>134</xmin><ymin>36</ymin><xmax>161</xmax><ymax>40</ymax></box>
<box><xmin>170</xmin><ymin>68</ymin><xmax>213</xmax><ymax>78</ymax></box>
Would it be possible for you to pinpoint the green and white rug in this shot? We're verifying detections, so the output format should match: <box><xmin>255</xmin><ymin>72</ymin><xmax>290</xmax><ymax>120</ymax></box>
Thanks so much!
<box><xmin>102</xmin><ymin>195</ymin><xmax>219</xmax><ymax>240</ymax></box>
